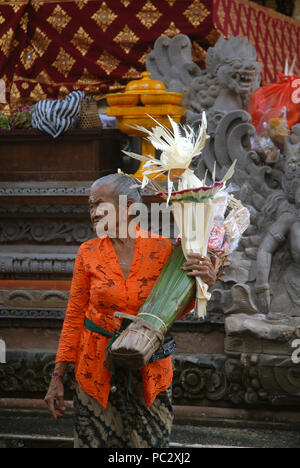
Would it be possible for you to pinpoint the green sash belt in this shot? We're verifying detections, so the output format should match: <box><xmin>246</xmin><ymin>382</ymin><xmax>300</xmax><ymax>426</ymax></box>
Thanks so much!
<box><xmin>84</xmin><ymin>317</ymin><xmax>132</xmax><ymax>399</ymax></box>
<box><xmin>84</xmin><ymin>317</ymin><xmax>115</xmax><ymax>337</ymax></box>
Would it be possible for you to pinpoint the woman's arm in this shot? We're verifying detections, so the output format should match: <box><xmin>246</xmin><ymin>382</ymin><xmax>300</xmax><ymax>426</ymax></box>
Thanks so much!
<box><xmin>45</xmin><ymin>246</ymin><xmax>90</xmax><ymax>419</ymax></box>
<box><xmin>55</xmin><ymin>246</ymin><xmax>90</xmax><ymax>363</ymax></box>
<box><xmin>44</xmin><ymin>362</ymin><xmax>68</xmax><ymax>420</ymax></box>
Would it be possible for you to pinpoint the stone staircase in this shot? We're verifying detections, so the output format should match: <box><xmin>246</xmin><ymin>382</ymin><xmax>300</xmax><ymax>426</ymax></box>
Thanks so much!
<box><xmin>1</xmin><ymin>403</ymin><xmax>300</xmax><ymax>448</ymax></box>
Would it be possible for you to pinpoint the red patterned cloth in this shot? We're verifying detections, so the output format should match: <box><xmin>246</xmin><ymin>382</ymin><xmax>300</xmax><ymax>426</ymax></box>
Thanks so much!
<box><xmin>0</xmin><ymin>0</ymin><xmax>219</xmax><ymax>110</ymax></box>
<box><xmin>213</xmin><ymin>0</ymin><xmax>300</xmax><ymax>85</ymax></box>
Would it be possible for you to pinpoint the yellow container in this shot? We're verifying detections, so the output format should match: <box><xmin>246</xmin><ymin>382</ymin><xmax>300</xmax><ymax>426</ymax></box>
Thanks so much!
<box><xmin>106</xmin><ymin>71</ymin><xmax>186</xmax><ymax>180</ymax></box>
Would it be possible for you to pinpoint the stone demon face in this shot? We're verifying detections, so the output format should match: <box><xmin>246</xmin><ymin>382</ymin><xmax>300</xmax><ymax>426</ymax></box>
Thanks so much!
<box><xmin>217</xmin><ymin>58</ymin><xmax>259</xmax><ymax>97</ymax></box>
<box><xmin>206</xmin><ymin>36</ymin><xmax>261</xmax><ymax>99</ymax></box>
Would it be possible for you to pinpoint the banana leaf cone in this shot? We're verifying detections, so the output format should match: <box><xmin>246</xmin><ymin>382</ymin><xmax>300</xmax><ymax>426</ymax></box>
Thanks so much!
<box><xmin>110</xmin><ymin>245</ymin><xmax>196</xmax><ymax>369</ymax></box>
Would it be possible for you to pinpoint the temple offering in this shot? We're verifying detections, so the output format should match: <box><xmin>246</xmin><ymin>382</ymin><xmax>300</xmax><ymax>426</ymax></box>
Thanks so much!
<box><xmin>248</xmin><ymin>73</ymin><xmax>300</xmax><ymax>129</ymax></box>
<box><xmin>110</xmin><ymin>113</ymin><xmax>249</xmax><ymax>369</ymax></box>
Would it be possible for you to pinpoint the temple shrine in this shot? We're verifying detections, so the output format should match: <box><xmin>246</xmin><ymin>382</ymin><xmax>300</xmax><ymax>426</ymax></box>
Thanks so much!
<box><xmin>1</xmin><ymin>0</ymin><xmax>300</xmax><ymax>450</ymax></box>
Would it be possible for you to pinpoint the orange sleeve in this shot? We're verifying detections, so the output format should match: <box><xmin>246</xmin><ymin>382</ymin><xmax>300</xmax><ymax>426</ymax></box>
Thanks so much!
<box><xmin>56</xmin><ymin>246</ymin><xmax>90</xmax><ymax>363</ymax></box>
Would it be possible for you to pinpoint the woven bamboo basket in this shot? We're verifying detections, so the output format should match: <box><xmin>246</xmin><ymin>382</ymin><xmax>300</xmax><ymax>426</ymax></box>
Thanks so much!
<box><xmin>78</xmin><ymin>98</ymin><xmax>102</xmax><ymax>129</ymax></box>
<box><xmin>110</xmin><ymin>245</ymin><xmax>196</xmax><ymax>369</ymax></box>
<box><xmin>110</xmin><ymin>315</ymin><xmax>164</xmax><ymax>369</ymax></box>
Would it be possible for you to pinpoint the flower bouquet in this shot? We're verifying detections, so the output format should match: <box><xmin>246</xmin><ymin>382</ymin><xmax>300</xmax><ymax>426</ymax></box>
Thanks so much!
<box><xmin>0</xmin><ymin>106</ymin><xmax>33</xmax><ymax>131</ymax></box>
<box><xmin>110</xmin><ymin>114</ymin><xmax>247</xmax><ymax>369</ymax></box>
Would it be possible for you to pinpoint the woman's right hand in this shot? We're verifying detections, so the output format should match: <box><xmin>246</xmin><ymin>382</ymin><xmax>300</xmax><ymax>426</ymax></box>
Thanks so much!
<box><xmin>44</xmin><ymin>376</ymin><xmax>66</xmax><ymax>420</ymax></box>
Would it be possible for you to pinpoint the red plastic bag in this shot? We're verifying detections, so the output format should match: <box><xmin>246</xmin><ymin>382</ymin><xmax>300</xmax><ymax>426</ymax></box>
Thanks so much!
<box><xmin>248</xmin><ymin>74</ymin><xmax>300</xmax><ymax>129</ymax></box>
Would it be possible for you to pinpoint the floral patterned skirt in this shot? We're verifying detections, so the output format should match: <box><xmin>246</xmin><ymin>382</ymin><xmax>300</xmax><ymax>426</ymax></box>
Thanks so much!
<box><xmin>73</xmin><ymin>368</ymin><xmax>173</xmax><ymax>448</ymax></box>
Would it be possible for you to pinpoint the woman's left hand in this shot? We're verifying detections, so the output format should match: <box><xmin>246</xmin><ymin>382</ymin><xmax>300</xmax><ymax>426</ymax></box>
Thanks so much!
<box><xmin>182</xmin><ymin>253</ymin><xmax>217</xmax><ymax>287</ymax></box>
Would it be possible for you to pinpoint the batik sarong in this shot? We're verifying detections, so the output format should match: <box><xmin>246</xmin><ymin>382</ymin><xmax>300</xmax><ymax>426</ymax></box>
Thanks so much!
<box><xmin>73</xmin><ymin>368</ymin><xmax>173</xmax><ymax>449</ymax></box>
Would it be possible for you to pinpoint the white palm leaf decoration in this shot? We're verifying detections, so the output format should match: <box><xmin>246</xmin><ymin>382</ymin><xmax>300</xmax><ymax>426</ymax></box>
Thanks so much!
<box><xmin>123</xmin><ymin>112</ymin><xmax>209</xmax><ymax>200</ymax></box>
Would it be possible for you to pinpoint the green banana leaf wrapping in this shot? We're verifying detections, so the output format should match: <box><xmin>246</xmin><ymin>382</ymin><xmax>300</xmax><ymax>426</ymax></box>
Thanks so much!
<box><xmin>110</xmin><ymin>245</ymin><xmax>196</xmax><ymax>369</ymax></box>
<box><xmin>137</xmin><ymin>244</ymin><xmax>196</xmax><ymax>332</ymax></box>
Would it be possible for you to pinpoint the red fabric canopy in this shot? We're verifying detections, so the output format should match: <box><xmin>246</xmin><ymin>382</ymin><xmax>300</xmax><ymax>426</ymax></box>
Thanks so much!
<box><xmin>2</xmin><ymin>0</ymin><xmax>299</xmax><ymax>111</ymax></box>
<box><xmin>214</xmin><ymin>0</ymin><xmax>300</xmax><ymax>85</ymax></box>
<box><xmin>0</xmin><ymin>0</ymin><xmax>219</xmax><ymax>110</ymax></box>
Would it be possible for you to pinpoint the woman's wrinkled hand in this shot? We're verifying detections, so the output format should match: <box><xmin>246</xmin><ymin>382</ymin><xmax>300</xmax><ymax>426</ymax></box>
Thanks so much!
<box><xmin>182</xmin><ymin>253</ymin><xmax>217</xmax><ymax>287</ymax></box>
<box><xmin>44</xmin><ymin>377</ymin><xmax>66</xmax><ymax>421</ymax></box>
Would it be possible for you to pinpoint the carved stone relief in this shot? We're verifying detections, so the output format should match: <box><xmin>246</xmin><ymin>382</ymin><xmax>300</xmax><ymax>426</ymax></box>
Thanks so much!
<box><xmin>0</xmin><ymin>221</ymin><xmax>94</xmax><ymax>244</ymax></box>
<box><xmin>1</xmin><ymin>350</ymin><xmax>300</xmax><ymax>409</ymax></box>
<box><xmin>0</xmin><ymin>247</ymin><xmax>77</xmax><ymax>279</ymax></box>
<box><xmin>0</xmin><ymin>289</ymin><xmax>69</xmax><ymax>308</ymax></box>
<box><xmin>0</xmin><ymin>204</ymin><xmax>89</xmax><ymax>218</ymax></box>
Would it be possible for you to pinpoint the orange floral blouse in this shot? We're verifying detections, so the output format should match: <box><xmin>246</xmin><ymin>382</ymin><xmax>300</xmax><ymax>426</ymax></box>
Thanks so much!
<box><xmin>56</xmin><ymin>225</ymin><xmax>193</xmax><ymax>409</ymax></box>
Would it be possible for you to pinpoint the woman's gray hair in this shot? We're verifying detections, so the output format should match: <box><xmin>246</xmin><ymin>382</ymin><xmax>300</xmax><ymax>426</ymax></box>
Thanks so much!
<box><xmin>91</xmin><ymin>173</ymin><xmax>142</xmax><ymax>204</ymax></box>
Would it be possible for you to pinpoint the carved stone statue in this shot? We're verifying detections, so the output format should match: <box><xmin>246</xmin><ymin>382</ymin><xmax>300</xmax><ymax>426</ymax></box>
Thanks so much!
<box><xmin>206</xmin><ymin>126</ymin><xmax>300</xmax><ymax>316</ymax></box>
<box><xmin>201</xmin><ymin>125</ymin><xmax>300</xmax><ymax>378</ymax></box>
<box><xmin>146</xmin><ymin>34</ymin><xmax>261</xmax><ymax>124</ymax></box>
<box><xmin>242</xmin><ymin>127</ymin><xmax>300</xmax><ymax>319</ymax></box>
<box><xmin>146</xmin><ymin>34</ymin><xmax>262</xmax><ymax>181</ymax></box>
<box><xmin>255</xmin><ymin>177</ymin><xmax>300</xmax><ymax>319</ymax></box>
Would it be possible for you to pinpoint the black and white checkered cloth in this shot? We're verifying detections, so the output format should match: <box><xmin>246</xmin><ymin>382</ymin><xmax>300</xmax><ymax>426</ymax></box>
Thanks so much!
<box><xmin>32</xmin><ymin>90</ymin><xmax>85</xmax><ymax>138</ymax></box>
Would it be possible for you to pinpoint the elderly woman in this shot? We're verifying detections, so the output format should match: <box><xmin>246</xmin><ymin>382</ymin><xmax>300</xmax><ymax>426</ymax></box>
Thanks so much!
<box><xmin>45</xmin><ymin>173</ymin><xmax>216</xmax><ymax>449</ymax></box>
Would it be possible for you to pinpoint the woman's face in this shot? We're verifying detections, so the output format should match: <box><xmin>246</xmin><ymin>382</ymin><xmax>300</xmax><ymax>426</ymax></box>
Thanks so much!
<box><xmin>89</xmin><ymin>182</ymin><xmax>132</xmax><ymax>238</ymax></box>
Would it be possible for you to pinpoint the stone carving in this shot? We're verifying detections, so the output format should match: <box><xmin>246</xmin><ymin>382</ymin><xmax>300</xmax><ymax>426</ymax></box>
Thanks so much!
<box><xmin>0</xmin><ymin>289</ymin><xmax>68</xmax><ymax>326</ymax></box>
<box><xmin>212</xmin><ymin>126</ymin><xmax>300</xmax><ymax>316</ymax></box>
<box><xmin>0</xmin><ymin>221</ymin><xmax>94</xmax><ymax>244</ymax></box>
<box><xmin>254</xmin><ymin>139</ymin><xmax>300</xmax><ymax>319</ymax></box>
<box><xmin>173</xmin><ymin>353</ymin><xmax>300</xmax><ymax>407</ymax></box>
<box><xmin>146</xmin><ymin>34</ymin><xmax>261</xmax><ymax>122</ymax></box>
<box><xmin>0</xmin><ymin>350</ymin><xmax>74</xmax><ymax>396</ymax></box>
<box><xmin>1</xmin><ymin>350</ymin><xmax>299</xmax><ymax>409</ymax></box>
<box><xmin>225</xmin><ymin>354</ymin><xmax>300</xmax><ymax>407</ymax></box>
<box><xmin>0</xmin><ymin>182</ymin><xmax>91</xmax><ymax>197</ymax></box>
<box><xmin>0</xmin><ymin>289</ymin><xmax>69</xmax><ymax>307</ymax></box>
<box><xmin>203</xmin><ymin>124</ymin><xmax>300</xmax><ymax>363</ymax></box>
<box><xmin>0</xmin><ymin>204</ymin><xmax>89</xmax><ymax>218</ymax></box>
<box><xmin>0</xmin><ymin>309</ymin><xmax>65</xmax><ymax>321</ymax></box>
<box><xmin>193</xmin><ymin>109</ymin><xmax>257</xmax><ymax>182</ymax></box>
<box><xmin>173</xmin><ymin>354</ymin><xmax>228</xmax><ymax>404</ymax></box>
<box><xmin>146</xmin><ymin>34</ymin><xmax>262</xmax><ymax>181</ymax></box>
<box><xmin>0</xmin><ymin>250</ymin><xmax>77</xmax><ymax>279</ymax></box>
